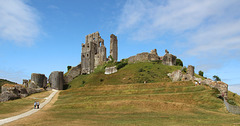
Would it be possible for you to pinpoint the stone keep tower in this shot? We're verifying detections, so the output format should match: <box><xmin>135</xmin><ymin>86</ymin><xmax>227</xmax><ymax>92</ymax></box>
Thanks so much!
<box><xmin>110</xmin><ymin>34</ymin><xmax>118</xmax><ymax>62</ymax></box>
<box><xmin>81</xmin><ymin>32</ymin><xmax>106</xmax><ymax>74</ymax></box>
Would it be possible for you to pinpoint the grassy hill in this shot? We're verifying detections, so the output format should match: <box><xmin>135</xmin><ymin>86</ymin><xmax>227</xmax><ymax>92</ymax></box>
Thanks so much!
<box><xmin>1</xmin><ymin>62</ymin><xmax>240</xmax><ymax>125</ymax></box>
<box><xmin>6</xmin><ymin>62</ymin><xmax>238</xmax><ymax>126</ymax></box>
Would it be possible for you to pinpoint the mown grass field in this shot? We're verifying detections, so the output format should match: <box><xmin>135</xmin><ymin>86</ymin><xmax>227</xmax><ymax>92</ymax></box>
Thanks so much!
<box><xmin>9</xmin><ymin>82</ymin><xmax>240</xmax><ymax>126</ymax></box>
<box><xmin>2</xmin><ymin>62</ymin><xmax>240</xmax><ymax>125</ymax></box>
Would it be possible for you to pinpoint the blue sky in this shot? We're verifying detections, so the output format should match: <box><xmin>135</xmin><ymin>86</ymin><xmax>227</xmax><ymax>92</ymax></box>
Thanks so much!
<box><xmin>0</xmin><ymin>0</ymin><xmax>240</xmax><ymax>92</ymax></box>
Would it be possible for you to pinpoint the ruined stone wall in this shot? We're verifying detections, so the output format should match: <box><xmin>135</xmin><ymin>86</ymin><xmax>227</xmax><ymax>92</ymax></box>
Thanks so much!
<box><xmin>128</xmin><ymin>49</ymin><xmax>160</xmax><ymax>63</ymax></box>
<box><xmin>64</xmin><ymin>64</ymin><xmax>81</xmax><ymax>84</ymax></box>
<box><xmin>0</xmin><ymin>84</ymin><xmax>43</xmax><ymax>102</ymax></box>
<box><xmin>162</xmin><ymin>53</ymin><xmax>177</xmax><ymax>66</ymax></box>
<box><xmin>49</xmin><ymin>71</ymin><xmax>64</xmax><ymax>90</ymax></box>
<box><xmin>201</xmin><ymin>79</ymin><xmax>228</xmax><ymax>98</ymax></box>
<box><xmin>105</xmin><ymin>66</ymin><xmax>117</xmax><ymax>74</ymax></box>
<box><xmin>224</xmin><ymin>99</ymin><xmax>240</xmax><ymax>114</ymax></box>
<box><xmin>22</xmin><ymin>79</ymin><xmax>28</xmax><ymax>87</ymax></box>
<box><xmin>110</xmin><ymin>34</ymin><xmax>118</xmax><ymax>62</ymax></box>
<box><xmin>81</xmin><ymin>32</ymin><xmax>107</xmax><ymax>74</ymax></box>
<box><xmin>187</xmin><ymin>65</ymin><xmax>194</xmax><ymax>76</ymax></box>
<box><xmin>31</xmin><ymin>73</ymin><xmax>47</xmax><ymax>88</ymax></box>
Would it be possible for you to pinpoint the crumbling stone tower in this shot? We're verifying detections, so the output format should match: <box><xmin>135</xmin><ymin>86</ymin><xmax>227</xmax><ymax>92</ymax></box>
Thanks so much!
<box><xmin>110</xmin><ymin>34</ymin><xmax>118</xmax><ymax>62</ymax></box>
<box><xmin>81</xmin><ymin>32</ymin><xmax>106</xmax><ymax>74</ymax></box>
<box><xmin>162</xmin><ymin>50</ymin><xmax>177</xmax><ymax>66</ymax></box>
<box><xmin>187</xmin><ymin>65</ymin><xmax>195</xmax><ymax>76</ymax></box>
<box><xmin>31</xmin><ymin>73</ymin><xmax>47</xmax><ymax>88</ymax></box>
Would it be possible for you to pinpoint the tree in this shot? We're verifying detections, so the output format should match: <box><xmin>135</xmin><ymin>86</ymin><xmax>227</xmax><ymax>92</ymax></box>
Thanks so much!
<box><xmin>213</xmin><ymin>75</ymin><xmax>221</xmax><ymax>81</ymax></box>
<box><xmin>67</xmin><ymin>66</ymin><xmax>72</xmax><ymax>71</ymax></box>
<box><xmin>176</xmin><ymin>59</ymin><xmax>183</xmax><ymax>66</ymax></box>
<box><xmin>198</xmin><ymin>70</ymin><xmax>204</xmax><ymax>77</ymax></box>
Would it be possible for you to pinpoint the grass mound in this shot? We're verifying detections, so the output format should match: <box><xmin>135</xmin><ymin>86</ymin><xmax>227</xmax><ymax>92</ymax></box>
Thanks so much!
<box><xmin>69</xmin><ymin>62</ymin><xmax>182</xmax><ymax>88</ymax></box>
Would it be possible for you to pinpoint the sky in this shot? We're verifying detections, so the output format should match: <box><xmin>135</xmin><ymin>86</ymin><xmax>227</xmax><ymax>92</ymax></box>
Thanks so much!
<box><xmin>0</xmin><ymin>0</ymin><xmax>240</xmax><ymax>93</ymax></box>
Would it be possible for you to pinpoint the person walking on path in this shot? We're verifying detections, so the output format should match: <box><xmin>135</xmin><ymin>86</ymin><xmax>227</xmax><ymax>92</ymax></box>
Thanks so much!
<box><xmin>34</xmin><ymin>101</ymin><xmax>37</xmax><ymax>109</ymax></box>
<box><xmin>195</xmin><ymin>81</ymin><xmax>198</xmax><ymax>86</ymax></box>
<box><xmin>36</xmin><ymin>101</ymin><xmax>40</xmax><ymax>109</ymax></box>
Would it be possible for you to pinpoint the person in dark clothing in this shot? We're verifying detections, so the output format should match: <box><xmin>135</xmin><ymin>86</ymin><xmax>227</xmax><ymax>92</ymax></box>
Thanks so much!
<box><xmin>36</xmin><ymin>101</ymin><xmax>40</xmax><ymax>109</ymax></box>
<box><xmin>34</xmin><ymin>101</ymin><xmax>37</xmax><ymax>109</ymax></box>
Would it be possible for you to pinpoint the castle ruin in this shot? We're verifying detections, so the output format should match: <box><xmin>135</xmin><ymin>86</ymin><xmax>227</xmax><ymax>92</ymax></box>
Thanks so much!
<box><xmin>110</xmin><ymin>34</ymin><xmax>118</xmax><ymax>61</ymax></box>
<box><xmin>80</xmin><ymin>32</ymin><xmax>118</xmax><ymax>74</ymax></box>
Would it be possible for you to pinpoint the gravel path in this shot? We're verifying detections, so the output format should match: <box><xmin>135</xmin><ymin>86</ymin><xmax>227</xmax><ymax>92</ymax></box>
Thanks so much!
<box><xmin>0</xmin><ymin>89</ymin><xmax>59</xmax><ymax>125</ymax></box>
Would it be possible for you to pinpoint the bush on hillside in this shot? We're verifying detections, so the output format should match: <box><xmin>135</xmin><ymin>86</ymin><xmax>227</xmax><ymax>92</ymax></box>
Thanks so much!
<box><xmin>67</xmin><ymin>66</ymin><xmax>72</xmax><ymax>71</ymax></box>
<box><xmin>198</xmin><ymin>70</ymin><xmax>204</xmax><ymax>76</ymax></box>
<box><xmin>176</xmin><ymin>59</ymin><xmax>183</xmax><ymax>66</ymax></box>
<box><xmin>213</xmin><ymin>75</ymin><xmax>221</xmax><ymax>81</ymax></box>
<box><xmin>181</xmin><ymin>67</ymin><xmax>187</xmax><ymax>73</ymax></box>
<box><xmin>116</xmin><ymin>59</ymin><xmax>128</xmax><ymax>70</ymax></box>
<box><xmin>228</xmin><ymin>99</ymin><xmax>237</xmax><ymax>105</ymax></box>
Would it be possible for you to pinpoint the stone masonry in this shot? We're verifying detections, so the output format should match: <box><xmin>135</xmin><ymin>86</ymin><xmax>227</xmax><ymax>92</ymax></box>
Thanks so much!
<box><xmin>22</xmin><ymin>79</ymin><xmax>28</xmax><ymax>87</ymax></box>
<box><xmin>81</xmin><ymin>32</ymin><xmax>118</xmax><ymax>75</ymax></box>
<box><xmin>31</xmin><ymin>73</ymin><xmax>47</xmax><ymax>88</ymax></box>
<box><xmin>128</xmin><ymin>49</ymin><xmax>160</xmax><ymax>63</ymax></box>
<box><xmin>81</xmin><ymin>32</ymin><xmax>107</xmax><ymax>74</ymax></box>
<box><xmin>49</xmin><ymin>71</ymin><xmax>64</xmax><ymax>90</ymax></box>
<box><xmin>187</xmin><ymin>65</ymin><xmax>195</xmax><ymax>76</ymax></box>
<box><xmin>110</xmin><ymin>34</ymin><xmax>118</xmax><ymax>62</ymax></box>
<box><xmin>105</xmin><ymin>66</ymin><xmax>117</xmax><ymax>74</ymax></box>
<box><xmin>64</xmin><ymin>63</ymin><xmax>81</xmax><ymax>84</ymax></box>
<box><xmin>162</xmin><ymin>50</ymin><xmax>177</xmax><ymax>66</ymax></box>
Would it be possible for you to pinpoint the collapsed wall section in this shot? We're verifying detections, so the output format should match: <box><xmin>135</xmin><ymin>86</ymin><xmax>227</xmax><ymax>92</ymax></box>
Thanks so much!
<box><xmin>31</xmin><ymin>73</ymin><xmax>47</xmax><ymax>88</ymax></box>
<box><xmin>49</xmin><ymin>71</ymin><xmax>64</xmax><ymax>90</ymax></box>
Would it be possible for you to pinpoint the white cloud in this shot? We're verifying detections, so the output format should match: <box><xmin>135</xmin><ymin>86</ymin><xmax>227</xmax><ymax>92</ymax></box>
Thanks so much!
<box><xmin>116</xmin><ymin>0</ymin><xmax>240</xmax><ymax>70</ymax></box>
<box><xmin>229</xmin><ymin>84</ymin><xmax>240</xmax><ymax>95</ymax></box>
<box><xmin>0</xmin><ymin>0</ymin><xmax>40</xmax><ymax>45</ymax></box>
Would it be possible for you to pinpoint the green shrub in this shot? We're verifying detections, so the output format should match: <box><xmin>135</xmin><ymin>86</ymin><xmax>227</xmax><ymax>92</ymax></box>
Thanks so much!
<box><xmin>181</xmin><ymin>67</ymin><xmax>187</xmax><ymax>73</ymax></box>
<box><xmin>228</xmin><ymin>99</ymin><xmax>237</xmax><ymax>105</ymax></box>
<box><xmin>82</xmin><ymin>80</ymin><xmax>86</xmax><ymax>84</ymax></box>
<box><xmin>176</xmin><ymin>59</ymin><xmax>183</xmax><ymax>66</ymax></box>
<box><xmin>213</xmin><ymin>75</ymin><xmax>221</xmax><ymax>81</ymax></box>
<box><xmin>67</xmin><ymin>66</ymin><xmax>72</xmax><ymax>71</ymax></box>
<box><xmin>198</xmin><ymin>70</ymin><xmax>204</xmax><ymax>76</ymax></box>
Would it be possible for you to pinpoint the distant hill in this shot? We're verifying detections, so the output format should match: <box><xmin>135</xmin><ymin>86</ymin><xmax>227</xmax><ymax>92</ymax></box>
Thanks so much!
<box><xmin>0</xmin><ymin>79</ymin><xmax>17</xmax><ymax>93</ymax></box>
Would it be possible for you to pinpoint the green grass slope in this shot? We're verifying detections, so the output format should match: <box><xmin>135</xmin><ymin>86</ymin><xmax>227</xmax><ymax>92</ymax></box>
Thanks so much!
<box><xmin>20</xmin><ymin>82</ymin><xmax>240</xmax><ymax>126</ymax></box>
<box><xmin>69</xmin><ymin>62</ymin><xmax>182</xmax><ymax>88</ymax></box>
<box><xmin>15</xmin><ymin>62</ymin><xmax>240</xmax><ymax>125</ymax></box>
